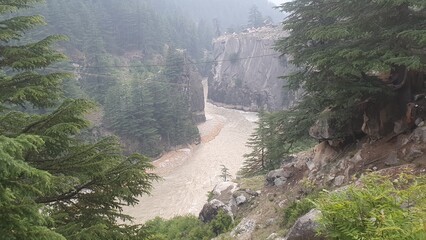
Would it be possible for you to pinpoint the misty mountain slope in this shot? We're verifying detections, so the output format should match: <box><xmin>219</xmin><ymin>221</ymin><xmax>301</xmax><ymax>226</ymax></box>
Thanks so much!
<box><xmin>148</xmin><ymin>0</ymin><xmax>284</xmax><ymax>30</ymax></box>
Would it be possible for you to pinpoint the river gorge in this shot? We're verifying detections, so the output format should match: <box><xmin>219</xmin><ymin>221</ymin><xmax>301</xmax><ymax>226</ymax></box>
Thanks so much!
<box><xmin>125</xmin><ymin>82</ymin><xmax>257</xmax><ymax>223</ymax></box>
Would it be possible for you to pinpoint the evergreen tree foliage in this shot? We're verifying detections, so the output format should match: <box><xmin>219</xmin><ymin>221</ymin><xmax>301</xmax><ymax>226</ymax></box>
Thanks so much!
<box><xmin>248</xmin><ymin>5</ymin><xmax>264</xmax><ymax>28</ymax></box>
<box><xmin>240</xmin><ymin>111</ymin><xmax>269</xmax><ymax>176</ymax></box>
<box><xmin>220</xmin><ymin>165</ymin><xmax>232</xmax><ymax>182</ymax></box>
<box><xmin>274</xmin><ymin>0</ymin><xmax>426</xmax><ymax>139</ymax></box>
<box><xmin>33</xmin><ymin>0</ymin><xmax>213</xmax><ymax>60</ymax></box>
<box><xmin>244</xmin><ymin>0</ymin><xmax>426</xmax><ymax>166</ymax></box>
<box><xmin>0</xmin><ymin>1</ymin><xmax>158</xmax><ymax>239</ymax></box>
<box><xmin>143</xmin><ymin>216</ymin><xmax>213</xmax><ymax>240</ymax></box>
<box><xmin>0</xmin><ymin>1</ymin><xmax>68</xmax><ymax>238</ymax></box>
<box><xmin>80</xmin><ymin>54</ymin><xmax>119</xmax><ymax>105</ymax></box>
<box><xmin>240</xmin><ymin>111</ymin><xmax>310</xmax><ymax>177</ymax></box>
<box><xmin>142</xmin><ymin>211</ymin><xmax>233</xmax><ymax>240</ymax></box>
<box><xmin>103</xmin><ymin>52</ymin><xmax>199</xmax><ymax>157</ymax></box>
<box><xmin>21</xmin><ymin>1</ymin><xmax>204</xmax><ymax>155</ymax></box>
<box><xmin>128</xmin><ymin>78</ymin><xmax>161</xmax><ymax>155</ymax></box>
<box><xmin>161</xmin><ymin>49</ymin><xmax>199</xmax><ymax>146</ymax></box>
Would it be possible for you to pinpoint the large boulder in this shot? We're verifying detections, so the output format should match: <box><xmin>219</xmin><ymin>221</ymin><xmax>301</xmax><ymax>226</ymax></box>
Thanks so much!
<box><xmin>411</xmin><ymin>126</ymin><xmax>426</xmax><ymax>143</ymax></box>
<box><xmin>309</xmin><ymin>108</ymin><xmax>336</xmax><ymax>141</ymax></box>
<box><xmin>199</xmin><ymin>199</ymin><xmax>232</xmax><ymax>223</ymax></box>
<box><xmin>310</xmin><ymin>142</ymin><xmax>338</xmax><ymax>172</ymax></box>
<box><xmin>266</xmin><ymin>169</ymin><xmax>293</xmax><ymax>186</ymax></box>
<box><xmin>200</xmin><ymin>182</ymin><xmax>259</xmax><ymax>223</ymax></box>
<box><xmin>284</xmin><ymin>209</ymin><xmax>325</xmax><ymax>240</ymax></box>
<box><xmin>309</xmin><ymin>107</ymin><xmax>362</xmax><ymax>146</ymax></box>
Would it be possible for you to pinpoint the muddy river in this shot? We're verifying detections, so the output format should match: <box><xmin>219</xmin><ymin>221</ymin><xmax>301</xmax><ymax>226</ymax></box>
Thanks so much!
<box><xmin>124</xmin><ymin>83</ymin><xmax>257</xmax><ymax>224</ymax></box>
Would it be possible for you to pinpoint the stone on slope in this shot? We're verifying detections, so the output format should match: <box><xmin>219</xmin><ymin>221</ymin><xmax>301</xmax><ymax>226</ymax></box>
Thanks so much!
<box><xmin>284</xmin><ymin>209</ymin><xmax>325</xmax><ymax>240</ymax></box>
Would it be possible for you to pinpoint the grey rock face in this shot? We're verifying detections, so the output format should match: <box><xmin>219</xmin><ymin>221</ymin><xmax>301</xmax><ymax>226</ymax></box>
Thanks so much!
<box><xmin>333</xmin><ymin>175</ymin><xmax>345</xmax><ymax>187</ymax></box>
<box><xmin>199</xmin><ymin>199</ymin><xmax>233</xmax><ymax>223</ymax></box>
<box><xmin>411</xmin><ymin>126</ymin><xmax>426</xmax><ymax>143</ymax></box>
<box><xmin>284</xmin><ymin>209</ymin><xmax>325</xmax><ymax>240</ymax></box>
<box><xmin>208</xmin><ymin>27</ymin><xmax>300</xmax><ymax>111</ymax></box>
<box><xmin>230</xmin><ymin>218</ymin><xmax>257</xmax><ymax>239</ymax></box>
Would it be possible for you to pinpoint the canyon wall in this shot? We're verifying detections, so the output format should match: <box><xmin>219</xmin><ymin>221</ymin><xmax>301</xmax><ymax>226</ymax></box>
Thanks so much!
<box><xmin>208</xmin><ymin>27</ymin><xmax>299</xmax><ymax>111</ymax></box>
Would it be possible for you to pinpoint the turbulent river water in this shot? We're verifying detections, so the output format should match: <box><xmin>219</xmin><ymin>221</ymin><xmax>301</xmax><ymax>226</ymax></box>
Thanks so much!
<box><xmin>124</xmin><ymin>82</ymin><xmax>257</xmax><ymax>224</ymax></box>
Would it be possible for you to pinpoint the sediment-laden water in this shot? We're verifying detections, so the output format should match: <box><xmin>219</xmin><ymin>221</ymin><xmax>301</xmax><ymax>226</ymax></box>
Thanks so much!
<box><xmin>125</xmin><ymin>97</ymin><xmax>257</xmax><ymax>223</ymax></box>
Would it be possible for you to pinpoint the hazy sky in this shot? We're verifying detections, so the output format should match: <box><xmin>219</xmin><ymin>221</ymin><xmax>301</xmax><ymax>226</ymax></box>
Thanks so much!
<box><xmin>269</xmin><ymin>0</ymin><xmax>287</xmax><ymax>5</ymax></box>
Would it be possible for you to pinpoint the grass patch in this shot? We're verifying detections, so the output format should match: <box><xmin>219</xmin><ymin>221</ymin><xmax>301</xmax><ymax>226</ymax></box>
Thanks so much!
<box><xmin>281</xmin><ymin>193</ymin><xmax>319</xmax><ymax>228</ymax></box>
<box><xmin>237</xmin><ymin>175</ymin><xmax>265</xmax><ymax>191</ymax></box>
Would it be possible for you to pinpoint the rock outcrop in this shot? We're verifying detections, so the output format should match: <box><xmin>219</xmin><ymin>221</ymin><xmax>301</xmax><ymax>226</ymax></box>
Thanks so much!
<box><xmin>284</xmin><ymin>209</ymin><xmax>325</xmax><ymax>240</ymax></box>
<box><xmin>266</xmin><ymin>168</ymin><xmax>293</xmax><ymax>186</ymax></box>
<box><xmin>180</xmin><ymin>52</ymin><xmax>206</xmax><ymax>123</ymax></box>
<box><xmin>230</xmin><ymin>218</ymin><xmax>257</xmax><ymax>239</ymax></box>
<box><xmin>199</xmin><ymin>182</ymin><xmax>258</xmax><ymax>223</ymax></box>
<box><xmin>208</xmin><ymin>27</ymin><xmax>299</xmax><ymax>111</ymax></box>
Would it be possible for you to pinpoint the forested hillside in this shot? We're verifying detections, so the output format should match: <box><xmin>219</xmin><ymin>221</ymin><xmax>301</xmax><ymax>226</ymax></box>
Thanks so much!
<box><xmin>20</xmin><ymin>0</ymin><xmax>210</xmax><ymax>156</ymax></box>
<box><xmin>2</xmin><ymin>0</ymin><xmax>425</xmax><ymax>239</ymax></box>
<box><xmin>0</xmin><ymin>1</ymin><xmax>158</xmax><ymax>239</ymax></box>
<box><xmin>31</xmin><ymin>0</ymin><xmax>211</xmax><ymax>57</ymax></box>
<box><xmin>18</xmin><ymin>0</ymin><xmax>280</xmax><ymax>157</ymax></box>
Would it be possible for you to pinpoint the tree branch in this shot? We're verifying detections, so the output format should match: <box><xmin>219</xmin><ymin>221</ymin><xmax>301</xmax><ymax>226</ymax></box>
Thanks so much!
<box><xmin>35</xmin><ymin>180</ymin><xmax>94</xmax><ymax>204</ymax></box>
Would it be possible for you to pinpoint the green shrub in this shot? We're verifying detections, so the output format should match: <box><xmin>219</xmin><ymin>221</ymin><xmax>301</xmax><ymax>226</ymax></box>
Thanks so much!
<box><xmin>143</xmin><ymin>216</ymin><xmax>212</xmax><ymax>240</ymax></box>
<box><xmin>206</xmin><ymin>190</ymin><xmax>214</xmax><ymax>201</ymax></box>
<box><xmin>209</xmin><ymin>210</ymin><xmax>233</xmax><ymax>236</ymax></box>
<box><xmin>315</xmin><ymin>172</ymin><xmax>426</xmax><ymax>240</ymax></box>
<box><xmin>282</xmin><ymin>194</ymin><xmax>317</xmax><ymax>228</ymax></box>
<box><xmin>142</xmin><ymin>210</ymin><xmax>233</xmax><ymax>239</ymax></box>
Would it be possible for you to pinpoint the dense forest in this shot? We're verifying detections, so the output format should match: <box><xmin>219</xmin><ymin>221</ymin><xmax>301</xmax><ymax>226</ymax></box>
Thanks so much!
<box><xmin>0</xmin><ymin>0</ymin><xmax>158</xmax><ymax>239</ymax></box>
<box><xmin>0</xmin><ymin>0</ymin><xmax>279</xmax><ymax>238</ymax></box>
<box><xmin>241</xmin><ymin>0</ymin><xmax>426</xmax><ymax>175</ymax></box>
<box><xmin>16</xmin><ymin>0</ymin><xmax>279</xmax><ymax>157</ymax></box>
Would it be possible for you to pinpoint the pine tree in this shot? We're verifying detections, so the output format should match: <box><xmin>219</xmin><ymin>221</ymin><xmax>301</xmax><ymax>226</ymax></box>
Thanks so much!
<box><xmin>0</xmin><ymin>1</ymin><xmax>69</xmax><ymax>238</ymax></box>
<box><xmin>162</xmin><ymin>49</ymin><xmax>199</xmax><ymax>146</ymax></box>
<box><xmin>248</xmin><ymin>5</ymin><xmax>264</xmax><ymax>28</ymax></box>
<box><xmin>0</xmin><ymin>1</ymin><xmax>158</xmax><ymax>239</ymax></box>
<box><xmin>147</xmin><ymin>76</ymin><xmax>175</xmax><ymax>148</ymax></box>
<box><xmin>128</xmin><ymin>77</ymin><xmax>161</xmax><ymax>156</ymax></box>
<box><xmin>220</xmin><ymin>165</ymin><xmax>232</xmax><ymax>182</ymax></box>
<box><xmin>274</xmin><ymin>0</ymin><xmax>426</xmax><ymax>142</ymax></box>
<box><xmin>240</xmin><ymin>111</ymin><xmax>270</xmax><ymax>177</ymax></box>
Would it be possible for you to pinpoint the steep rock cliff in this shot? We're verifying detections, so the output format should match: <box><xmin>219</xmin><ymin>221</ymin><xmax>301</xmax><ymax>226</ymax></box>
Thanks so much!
<box><xmin>177</xmin><ymin>51</ymin><xmax>206</xmax><ymax>123</ymax></box>
<box><xmin>208</xmin><ymin>27</ymin><xmax>298</xmax><ymax>111</ymax></box>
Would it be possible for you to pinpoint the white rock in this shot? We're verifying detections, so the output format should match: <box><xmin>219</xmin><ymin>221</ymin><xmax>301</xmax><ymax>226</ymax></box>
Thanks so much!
<box><xmin>235</xmin><ymin>195</ymin><xmax>247</xmax><ymax>206</ymax></box>
<box><xmin>274</xmin><ymin>177</ymin><xmax>286</xmax><ymax>186</ymax></box>
<box><xmin>213</xmin><ymin>182</ymin><xmax>238</xmax><ymax>196</ymax></box>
